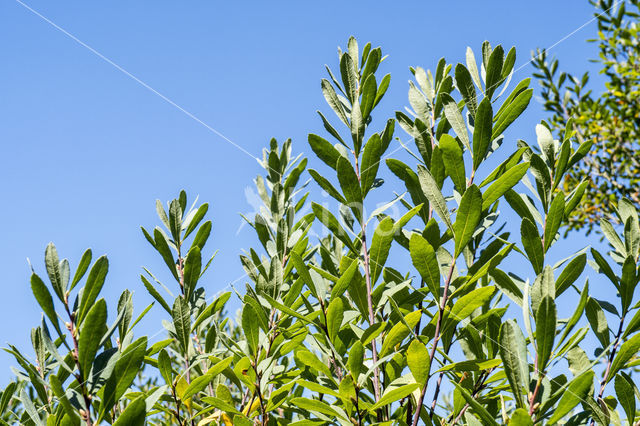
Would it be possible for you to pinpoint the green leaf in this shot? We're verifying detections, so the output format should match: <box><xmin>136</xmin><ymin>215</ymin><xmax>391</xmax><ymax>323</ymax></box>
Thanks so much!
<box><xmin>78</xmin><ymin>256</ymin><xmax>109</xmax><ymax>324</ymax></box>
<box><xmin>45</xmin><ymin>243</ymin><xmax>65</xmax><ymax>301</ymax></box>
<box><xmin>290</xmin><ymin>397</ymin><xmax>343</xmax><ymax>418</ymax></box>
<box><xmin>447</xmin><ymin>286</ymin><xmax>496</xmax><ymax>329</ymax></box>
<box><xmin>331</xmin><ymin>258</ymin><xmax>359</xmax><ymax>300</ymax></box>
<box><xmin>452</xmin><ymin>382</ymin><xmax>498</xmax><ymax>425</ymax></box>
<box><xmin>621</xmin><ymin>256</ymin><xmax>638</xmax><ymax>313</ymax></box>
<box><xmin>466</xmin><ymin>47</ymin><xmax>482</xmax><ymax>90</ymax></box>
<box><xmin>340</xmin><ymin>53</ymin><xmax>357</xmax><ymax>103</ymax></box>
<box><xmin>153</xmin><ymin>228</ymin><xmax>179</xmax><ymax>282</ymax></box>
<box><xmin>326</xmin><ymin>298</ymin><xmax>344</xmax><ymax>342</ymax></box>
<box><xmin>348</xmin><ymin>341</ymin><xmax>364</xmax><ymax>379</ymax></box>
<box><xmin>556</xmin><ymin>253</ymin><xmax>586</xmax><ymax>296</ymax></box>
<box><xmin>70</xmin><ymin>248</ymin><xmax>92</xmax><ymax>289</ymax></box>
<box><xmin>482</xmin><ymin>162</ymin><xmax>529</xmax><ymax>210</ymax></box>
<box><xmin>30</xmin><ymin>273</ymin><xmax>62</xmax><ymax>336</ymax></box>
<box><xmin>586</xmin><ymin>297</ymin><xmax>609</xmax><ymax>349</ymax></box>
<box><xmin>369</xmin><ymin>383</ymin><xmax>421</xmax><ymax>411</ymax></box>
<box><xmin>484</xmin><ymin>44</ymin><xmax>504</xmax><ymax>99</ymax></box>
<box><xmin>337</xmin><ymin>155</ymin><xmax>362</xmax><ymax>209</ymax></box>
<box><xmin>369</xmin><ymin>217</ymin><xmax>394</xmax><ymax>285</ymax></box>
<box><xmin>242</xmin><ymin>304</ymin><xmax>259</xmax><ymax>355</ymax></box>
<box><xmin>309</xmin><ymin>169</ymin><xmax>346</xmax><ymax>204</ymax></box>
<box><xmin>453</xmin><ymin>185</ymin><xmax>482</xmax><ymax>256</ymax></box>
<box><xmin>472</xmin><ymin>97</ymin><xmax>493</xmax><ymax>169</ymax></box>
<box><xmin>308</xmin><ymin>134</ymin><xmax>340</xmax><ymax>170</ymax></box>
<box><xmin>455</xmin><ymin>63</ymin><xmax>477</xmax><ymax>118</ymax></box>
<box><xmin>499</xmin><ymin>319</ymin><xmax>529</xmax><ymax>408</ymax></box>
<box><xmin>407</xmin><ymin>340</ymin><xmax>429</xmax><ymax>386</ymax></box>
<box><xmin>321</xmin><ymin>79</ymin><xmax>349</xmax><ymax>125</ymax></box>
<box><xmin>386</xmin><ymin>159</ymin><xmax>430</xmax><ymax>223</ymax></box>
<box><xmin>417</xmin><ymin>165</ymin><xmax>452</xmax><ymax>231</ymax></box>
<box><xmin>360</xmin><ymin>74</ymin><xmax>377</xmax><ymax>119</ymax></box>
<box><xmin>112</xmin><ymin>395</ymin><xmax>146</xmax><ymax>426</ymax></box>
<box><xmin>409</xmin><ymin>234</ymin><xmax>440</xmax><ymax>301</ymax></box>
<box><xmin>609</xmin><ymin>333</ymin><xmax>640</xmax><ymax>380</ymax></box>
<box><xmin>295</xmin><ymin>350</ymin><xmax>333</xmax><ymax>378</ymax></box>
<box><xmin>183</xmin><ymin>203</ymin><xmax>209</xmax><ymax>239</ymax></box>
<box><xmin>544</xmin><ymin>193</ymin><xmax>565</xmax><ymax>252</ymax></box>
<box><xmin>442</xmin><ymin>93</ymin><xmax>470</xmax><ymax>151</ymax></box>
<box><xmin>492</xmin><ymin>89</ymin><xmax>533</xmax><ymax>139</ymax></box>
<box><xmin>509</xmin><ymin>408</ymin><xmax>533</xmax><ymax>425</ymax></box>
<box><xmin>521</xmin><ymin>218</ymin><xmax>544</xmax><ymax>275</ymax></box>
<box><xmin>172</xmin><ymin>296</ymin><xmax>191</xmax><ymax>353</ymax></box>
<box><xmin>158</xmin><ymin>349</ymin><xmax>172</xmax><ymax>385</ymax></box>
<box><xmin>379</xmin><ymin>310</ymin><xmax>421</xmax><ymax>357</ymax></box>
<box><xmin>183</xmin><ymin>246</ymin><xmax>202</xmax><ymax>301</ymax></box>
<box><xmin>78</xmin><ymin>298</ymin><xmax>107</xmax><ymax>379</ymax></box>
<box><xmin>140</xmin><ymin>274</ymin><xmax>171</xmax><ymax>314</ymax></box>
<box><xmin>614</xmin><ymin>374</ymin><xmax>636</xmax><ymax>424</ymax></box>
<box><xmin>351</xmin><ymin>99</ymin><xmax>365</xmax><ymax>152</ymax></box>
<box><xmin>535</xmin><ymin>296</ymin><xmax>556</xmax><ymax>371</ymax></box>
<box><xmin>436</xmin><ymin>358</ymin><xmax>501</xmax><ymax>372</ymax></box>
<box><xmin>360</xmin><ymin>134</ymin><xmax>383</xmax><ymax>196</ymax></box>
<box><xmin>312</xmin><ymin>202</ymin><xmax>357</xmax><ymax>253</ymax></box>
<box><xmin>168</xmin><ymin>199</ymin><xmax>182</xmax><ymax>243</ymax></box>
<box><xmin>439</xmin><ymin>134</ymin><xmax>466</xmax><ymax>192</ymax></box>
<box><xmin>547</xmin><ymin>370</ymin><xmax>594</xmax><ymax>424</ymax></box>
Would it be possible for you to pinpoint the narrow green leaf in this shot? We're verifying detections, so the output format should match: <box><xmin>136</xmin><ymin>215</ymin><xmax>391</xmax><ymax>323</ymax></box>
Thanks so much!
<box><xmin>379</xmin><ymin>310</ymin><xmax>421</xmax><ymax>357</ymax></box>
<box><xmin>492</xmin><ymin>89</ymin><xmax>533</xmax><ymax>139</ymax></box>
<box><xmin>70</xmin><ymin>248</ymin><xmax>92</xmax><ymax>289</ymax></box>
<box><xmin>45</xmin><ymin>243</ymin><xmax>65</xmax><ymax>301</ymax></box>
<box><xmin>417</xmin><ymin>165</ymin><xmax>452</xmax><ymax>231</ymax></box>
<box><xmin>547</xmin><ymin>370</ymin><xmax>594</xmax><ymax>424</ymax></box>
<box><xmin>183</xmin><ymin>246</ymin><xmax>202</xmax><ymax>301</ymax></box>
<box><xmin>615</xmin><ymin>374</ymin><xmax>636</xmax><ymax>424</ymax></box>
<box><xmin>153</xmin><ymin>228</ymin><xmax>179</xmax><ymax>282</ymax></box>
<box><xmin>360</xmin><ymin>134</ymin><xmax>382</xmax><ymax>196</ymax></box>
<box><xmin>407</xmin><ymin>340</ymin><xmax>429</xmax><ymax>386</ymax></box>
<box><xmin>369</xmin><ymin>217</ymin><xmax>394</xmax><ymax>285</ymax></box>
<box><xmin>78</xmin><ymin>256</ymin><xmax>109</xmax><ymax>324</ymax></box>
<box><xmin>521</xmin><ymin>218</ymin><xmax>544</xmax><ymax>275</ymax></box>
<box><xmin>308</xmin><ymin>134</ymin><xmax>340</xmax><ymax>170</ymax></box>
<box><xmin>30</xmin><ymin>274</ymin><xmax>62</xmax><ymax>336</ymax></box>
<box><xmin>455</xmin><ymin>63</ymin><xmax>477</xmax><ymax>118</ymax></box>
<box><xmin>172</xmin><ymin>296</ymin><xmax>191</xmax><ymax>353</ymax></box>
<box><xmin>556</xmin><ymin>253</ymin><xmax>586</xmax><ymax>296</ymax></box>
<box><xmin>472</xmin><ymin>98</ymin><xmax>493</xmax><ymax>169</ymax></box>
<box><xmin>409</xmin><ymin>234</ymin><xmax>440</xmax><ymax>301</ymax></box>
<box><xmin>499</xmin><ymin>319</ymin><xmax>529</xmax><ymax>408</ymax></box>
<box><xmin>609</xmin><ymin>333</ymin><xmax>640</xmax><ymax>380</ymax></box>
<box><xmin>369</xmin><ymin>383</ymin><xmax>421</xmax><ymax>411</ymax></box>
<box><xmin>454</xmin><ymin>185</ymin><xmax>482</xmax><ymax>256</ymax></box>
<box><xmin>112</xmin><ymin>396</ymin><xmax>146</xmax><ymax>426</ymax></box>
<box><xmin>242</xmin><ymin>304</ymin><xmax>259</xmax><ymax>355</ymax></box>
<box><xmin>337</xmin><ymin>155</ymin><xmax>362</xmax><ymax>208</ymax></box>
<box><xmin>78</xmin><ymin>298</ymin><xmax>107</xmax><ymax>379</ymax></box>
<box><xmin>452</xmin><ymin>382</ymin><xmax>498</xmax><ymax>425</ymax></box>
<box><xmin>535</xmin><ymin>296</ymin><xmax>556</xmax><ymax>371</ymax></box>
<box><xmin>439</xmin><ymin>134</ymin><xmax>466</xmax><ymax>192</ymax></box>
<box><xmin>442</xmin><ymin>93</ymin><xmax>470</xmax><ymax>151</ymax></box>
<box><xmin>326</xmin><ymin>298</ymin><xmax>344</xmax><ymax>342</ymax></box>
<box><xmin>482</xmin><ymin>162</ymin><xmax>529</xmax><ymax>210</ymax></box>
<box><xmin>544</xmin><ymin>193</ymin><xmax>565</xmax><ymax>252</ymax></box>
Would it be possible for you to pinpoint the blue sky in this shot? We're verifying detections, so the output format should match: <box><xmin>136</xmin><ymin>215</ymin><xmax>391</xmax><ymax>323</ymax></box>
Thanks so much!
<box><xmin>0</xmin><ymin>0</ymin><xmax>609</xmax><ymax>382</ymax></box>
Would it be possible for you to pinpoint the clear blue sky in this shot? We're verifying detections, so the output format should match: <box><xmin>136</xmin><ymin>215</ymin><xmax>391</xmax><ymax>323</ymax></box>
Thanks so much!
<box><xmin>0</xmin><ymin>0</ymin><xmax>607</xmax><ymax>382</ymax></box>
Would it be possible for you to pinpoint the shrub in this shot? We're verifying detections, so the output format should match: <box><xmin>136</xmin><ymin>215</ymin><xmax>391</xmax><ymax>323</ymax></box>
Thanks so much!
<box><xmin>2</xmin><ymin>37</ymin><xmax>640</xmax><ymax>425</ymax></box>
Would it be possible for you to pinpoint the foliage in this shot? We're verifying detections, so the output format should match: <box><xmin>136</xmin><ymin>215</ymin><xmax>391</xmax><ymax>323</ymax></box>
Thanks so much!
<box><xmin>2</xmin><ymin>37</ymin><xmax>640</xmax><ymax>425</ymax></box>
<box><xmin>532</xmin><ymin>0</ymin><xmax>640</xmax><ymax>234</ymax></box>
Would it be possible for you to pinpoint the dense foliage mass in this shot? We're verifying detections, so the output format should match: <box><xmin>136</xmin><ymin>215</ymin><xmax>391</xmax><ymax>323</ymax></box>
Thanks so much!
<box><xmin>2</xmin><ymin>36</ymin><xmax>640</xmax><ymax>425</ymax></box>
<box><xmin>533</xmin><ymin>0</ymin><xmax>640</xmax><ymax>234</ymax></box>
